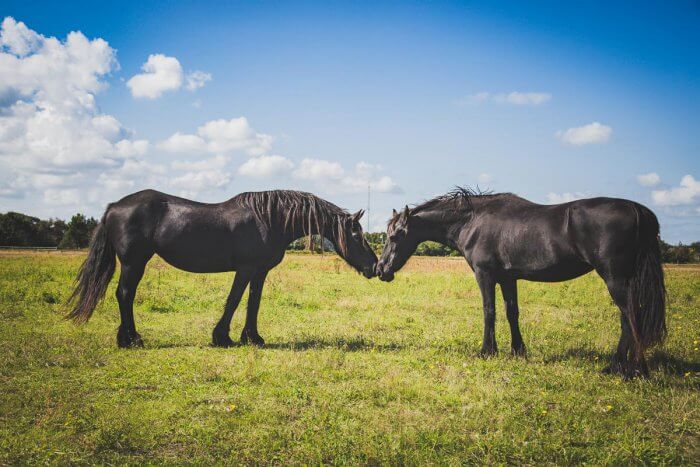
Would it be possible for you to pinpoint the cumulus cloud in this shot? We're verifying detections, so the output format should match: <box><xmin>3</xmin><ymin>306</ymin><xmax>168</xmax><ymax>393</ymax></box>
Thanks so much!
<box><xmin>0</xmin><ymin>16</ymin><xmax>41</xmax><ymax>57</ymax></box>
<box><xmin>546</xmin><ymin>192</ymin><xmax>589</xmax><ymax>204</ymax></box>
<box><xmin>158</xmin><ymin>132</ymin><xmax>208</xmax><ymax>154</ymax></box>
<box><xmin>170</xmin><ymin>170</ymin><xmax>231</xmax><ymax>198</ymax></box>
<box><xmin>159</xmin><ymin>117</ymin><xmax>272</xmax><ymax>156</ymax></box>
<box><xmin>0</xmin><ymin>16</ymin><xmax>148</xmax><ymax>191</ymax></box>
<box><xmin>293</xmin><ymin>158</ymin><xmax>345</xmax><ymax>181</ymax></box>
<box><xmin>185</xmin><ymin>70</ymin><xmax>212</xmax><ymax>91</ymax></box>
<box><xmin>292</xmin><ymin>159</ymin><xmax>401</xmax><ymax>194</ymax></box>
<box><xmin>172</xmin><ymin>155</ymin><xmax>229</xmax><ymax>172</ymax></box>
<box><xmin>127</xmin><ymin>54</ymin><xmax>183</xmax><ymax>99</ymax></box>
<box><xmin>556</xmin><ymin>122</ymin><xmax>612</xmax><ymax>146</ymax></box>
<box><xmin>651</xmin><ymin>175</ymin><xmax>700</xmax><ymax>207</ymax></box>
<box><xmin>458</xmin><ymin>91</ymin><xmax>551</xmax><ymax>106</ymax></box>
<box><xmin>637</xmin><ymin>172</ymin><xmax>660</xmax><ymax>187</ymax></box>
<box><xmin>238</xmin><ymin>155</ymin><xmax>293</xmax><ymax>178</ymax></box>
<box><xmin>127</xmin><ymin>54</ymin><xmax>211</xmax><ymax>99</ymax></box>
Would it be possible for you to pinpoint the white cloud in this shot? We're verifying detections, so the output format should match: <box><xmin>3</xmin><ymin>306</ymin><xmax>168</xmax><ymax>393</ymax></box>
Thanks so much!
<box><xmin>494</xmin><ymin>92</ymin><xmax>551</xmax><ymax>105</ymax></box>
<box><xmin>546</xmin><ymin>192</ymin><xmax>589</xmax><ymax>204</ymax></box>
<box><xmin>238</xmin><ymin>155</ymin><xmax>293</xmax><ymax>178</ymax></box>
<box><xmin>637</xmin><ymin>172</ymin><xmax>660</xmax><ymax>187</ymax></box>
<box><xmin>43</xmin><ymin>188</ymin><xmax>81</xmax><ymax>206</ymax></box>
<box><xmin>458</xmin><ymin>91</ymin><xmax>551</xmax><ymax>106</ymax></box>
<box><xmin>127</xmin><ymin>54</ymin><xmax>183</xmax><ymax>99</ymax></box>
<box><xmin>292</xmin><ymin>158</ymin><xmax>401</xmax><ymax>194</ymax></box>
<box><xmin>115</xmin><ymin>139</ymin><xmax>149</xmax><ymax>158</ymax></box>
<box><xmin>185</xmin><ymin>70</ymin><xmax>211</xmax><ymax>91</ymax></box>
<box><xmin>158</xmin><ymin>132</ymin><xmax>208</xmax><ymax>154</ymax></box>
<box><xmin>127</xmin><ymin>54</ymin><xmax>211</xmax><ymax>99</ymax></box>
<box><xmin>159</xmin><ymin>117</ymin><xmax>272</xmax><ymax>156</ymax></box>
<box><xmin>556</xmin><ymin>122</ymin><xmax>612</xmax><ymax>146</ymax></box>
<box><xmin>477</xmin><ymin>173</ymin><xmax>493</xmax><ymax>185</ymax></box>
<box><xmin>0</xmin><ymin>16</ymin><xmax>148</xmax><ymax>187</ymax></box>
<box><xmin>293</xmin><ymin>158</ymin><xmax>345</xmax><ymax>180</ymax></box>
<box><xmin>197</xmin><ymin>118</ymin><xmax>272</xmax><ymax>156</ymax></box>
<box><xmin>172</xmin><ymin>155</ymin><xmax>229</xmax><ymax>172</ymax></box>
<box><xmin>372</xmin><ymin>176</ymin><xmax>401</xmax><ymax>194</ymax></box>
<box><xmin>0</xmin><ymin>17</ymin><xmax>41</xmax><ymax>57</ymax></box>
<box><xmin>652</xmin><ymin>175</ymin><xmax>700</xmax><ymax>206</ymax></box>
<box><xmin>171</xmin><ymin>170</ymin><xmax>231</xmax><ymax>197</ymax></box>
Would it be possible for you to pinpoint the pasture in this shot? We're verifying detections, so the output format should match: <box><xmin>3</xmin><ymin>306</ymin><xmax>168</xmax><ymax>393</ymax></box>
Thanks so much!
<box><xmin>0</xmin><ymin>251</ymin><xmax>698</xmax><ymax>464</ymax></box>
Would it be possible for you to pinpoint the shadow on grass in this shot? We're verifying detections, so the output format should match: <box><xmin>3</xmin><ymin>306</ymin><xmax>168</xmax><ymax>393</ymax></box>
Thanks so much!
<box><xmin>262</xmin><ymin>337</ymin><xmax>406</xmax><ymax>352</ymax></box>
<box><xmin>545</xmin><ymin>347</ymin><xmax>700</xmax><ymax>380</ymax></box>
<box><xmin>144</xmin><ymin>336</ymin><xmax>408</xmax><ymax>352</ymax></box>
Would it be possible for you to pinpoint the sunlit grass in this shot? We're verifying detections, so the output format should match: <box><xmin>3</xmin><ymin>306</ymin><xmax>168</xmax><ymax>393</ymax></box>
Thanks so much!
<box><xmin>0</xmin><ymin>251</ymin><xmax>698</xmax><ymax>464</ymax></box>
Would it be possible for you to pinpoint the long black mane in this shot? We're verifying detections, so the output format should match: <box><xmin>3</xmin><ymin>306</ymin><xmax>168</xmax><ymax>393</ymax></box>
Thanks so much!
<box><xmin>234</xmin><ymin>190</ymin><xmax>351</xmax><ymax>254</ymax></box>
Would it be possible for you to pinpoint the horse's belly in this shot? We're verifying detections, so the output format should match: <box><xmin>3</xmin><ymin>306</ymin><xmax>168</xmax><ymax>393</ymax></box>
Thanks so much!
<box><xmin>156</xmin><ymin>242</ymin><xmax>236</xmax><ymax>273</ymax></box>
<box><xmin>154</xmin><ymin>227</ymin><xmax>238</xmax><ymax>273</ymax></box>
<box><xmin>509</xmin><ymin>260</ymin><xmax>593</xmax><ymax>282</ymax></box>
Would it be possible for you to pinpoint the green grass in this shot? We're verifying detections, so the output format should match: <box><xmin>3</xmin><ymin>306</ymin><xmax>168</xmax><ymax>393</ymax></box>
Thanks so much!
<box><xmin>1</xmin><ymin>251</ymin><xmax>698</xmax><ymax>464</ymax></box>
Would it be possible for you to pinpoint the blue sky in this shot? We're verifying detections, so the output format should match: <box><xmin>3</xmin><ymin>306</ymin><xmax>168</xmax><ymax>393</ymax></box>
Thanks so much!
<box><xmin>1</xmin><ymin>1</ymin><xmax>698</xmax><ymax>241</ymax></box>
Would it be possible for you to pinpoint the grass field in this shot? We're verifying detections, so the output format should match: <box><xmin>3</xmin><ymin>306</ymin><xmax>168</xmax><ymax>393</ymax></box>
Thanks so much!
<box><xmin>0</xmin><ymin>251</ymin><xmax>698</xmax><ymax>464</ymax></box>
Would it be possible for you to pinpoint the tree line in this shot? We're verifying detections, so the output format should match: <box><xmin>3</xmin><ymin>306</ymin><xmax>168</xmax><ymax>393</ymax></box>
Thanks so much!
<box><xmin>0</xmin><ymin>212</ymin><xmax>97</xmax><ymax>249</ymax></box>
<box><xmin>1</xmin><ymin>210</ymin><xmax>699</xmax><ymax>263</ymax></box>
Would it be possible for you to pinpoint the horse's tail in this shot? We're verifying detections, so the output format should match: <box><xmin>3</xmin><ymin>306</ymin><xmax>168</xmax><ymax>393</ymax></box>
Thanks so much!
<box><xmin>627</xmin><ymin>204</ymin><xmax>666</xmax><ymax>354</ymax></box>
<box><xmin>67</xmin><ymin>209</ymin><xmax>116</xmax><ymax>324</ymax></box>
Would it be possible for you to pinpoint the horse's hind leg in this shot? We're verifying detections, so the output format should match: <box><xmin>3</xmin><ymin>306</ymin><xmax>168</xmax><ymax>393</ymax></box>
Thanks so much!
<box><xmin>501</xmin><ymin>279</ymin><xmax>526</xmax><ymax>356</ymax></box>
<box><xmin>241</xmin><ymin>270</ymin><xmax>269</xmax><ymax>347</ymax></box>
<box><xmin>212</xmin><ymin>269</ymin><xmax>252</xmax><ymax>347</ymax></box>
<box><xmin>602</xmin><ymin>275</ymin><xmax>648</xmax><ymax>379</ymax></box>
<box><xmin>602</xmin><ymin>311</ymin><xmax>632</xmax><ymax>375</ymax></box>
<box><xmin>116</xmin><ymin>257</ymin><xmax>150</xmax><ymax>348</ymax></box>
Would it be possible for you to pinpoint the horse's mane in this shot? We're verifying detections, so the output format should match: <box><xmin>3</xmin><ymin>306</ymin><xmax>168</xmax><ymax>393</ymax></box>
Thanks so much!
<box><xmin>403</xmin><ymin>186</ymin><xmax>514</xmax><ymax>223</ymax></box>
<box><xmin>234</xmin><ymin>190</ymin><xmax>350</xmax><ymax>255</ymax></box>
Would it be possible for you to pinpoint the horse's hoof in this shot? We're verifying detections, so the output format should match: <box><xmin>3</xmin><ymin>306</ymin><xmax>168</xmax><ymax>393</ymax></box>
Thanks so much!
<box><xmin>212</xmin><ymin>334</ymin><xmax>235</xmax><ymax>348</ymax></box>
<box><xmin>602</xmin><ymin>363</ymin><xmax>623</xmax><ymax>375</ymax></box>
<box><xmin>511</xmin><ymin>346</ymin><xmax>527</xmax><ymax>357</ymax></box>
<box><xmin>117</xmin><ymin>332</ymin><xmax>144</xmax><ymax>348</ymax></box>
<box><xmin>479</xmin><ymin>348</ymin><xmax>497</xmax><ymax>358</ymax></box>
<box><xmin>241</xmin><ymin>329</ymin><xmax>265</xmax><ymax>347</ymax></box>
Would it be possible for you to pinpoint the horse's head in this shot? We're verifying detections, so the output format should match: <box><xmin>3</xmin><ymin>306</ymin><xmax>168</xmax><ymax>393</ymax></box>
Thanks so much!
<box><xmin>336</xmin><ymin>210</ymin><xmax>377</xmax><ymax>279</ymax></box>
<box><xmin>377</xmin><ymin>206</ymin><xmax>420</xmax><ymax>282</ymax></box>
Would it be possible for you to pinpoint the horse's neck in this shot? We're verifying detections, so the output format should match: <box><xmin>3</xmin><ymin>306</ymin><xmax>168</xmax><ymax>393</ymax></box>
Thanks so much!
<box><xmin>413</xmin><ymin>207</ymin><xmax>472</xmax><ymax>249</ymax></box>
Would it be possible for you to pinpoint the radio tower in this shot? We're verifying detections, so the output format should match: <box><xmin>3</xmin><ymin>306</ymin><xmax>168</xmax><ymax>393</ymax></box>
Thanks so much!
<box><xmin>366</xmin><ymin>183</ymin><xmax>371</xmax><ymax>233</ymax></box>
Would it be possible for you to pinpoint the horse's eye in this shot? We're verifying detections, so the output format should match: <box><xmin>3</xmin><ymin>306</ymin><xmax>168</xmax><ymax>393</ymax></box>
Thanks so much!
<box><xmin>390</xmin><ymin>231</ymin><xmax>404</xmax><ymax>241</ymax></box>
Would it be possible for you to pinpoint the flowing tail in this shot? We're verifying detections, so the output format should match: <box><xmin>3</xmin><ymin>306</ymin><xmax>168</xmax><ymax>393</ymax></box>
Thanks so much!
<box><xmin>67</xmin><ymin>211</ymin><xmax>116</xmax><ymax>323</ymax></box>
<box><xmin>627</xmin><ymin>204</ymin><xmax>666</xmax><ymax>354</ymax></box>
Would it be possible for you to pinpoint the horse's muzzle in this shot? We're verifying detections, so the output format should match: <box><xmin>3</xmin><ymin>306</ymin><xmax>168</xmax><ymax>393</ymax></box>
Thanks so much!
<box><xmin>376</xmin><ymin>263</ymin><xmax>395</xmax><ymax>282</ymax></box>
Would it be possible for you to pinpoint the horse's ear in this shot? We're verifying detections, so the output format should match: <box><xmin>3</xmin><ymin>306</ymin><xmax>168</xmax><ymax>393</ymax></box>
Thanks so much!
<box><xmin>392</xmin><ymin>208</ymin><xmax>398</xmax><ymax>217</ymax></box>
<box><xmin>402</xmin><ymin>205</ymin><xmax>410</xmax><ymax>218</ymax></box>
<box><xmin>352</xmin><ymin>209</ymin><xmax>365</xmax><ymax>222</ymax></box>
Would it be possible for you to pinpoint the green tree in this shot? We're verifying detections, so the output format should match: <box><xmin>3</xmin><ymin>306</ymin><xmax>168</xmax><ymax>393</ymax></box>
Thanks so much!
<box><xmin>59</xmin><ymin>214</ymin><xmax>97</xmax><ymax>249</ymax></box>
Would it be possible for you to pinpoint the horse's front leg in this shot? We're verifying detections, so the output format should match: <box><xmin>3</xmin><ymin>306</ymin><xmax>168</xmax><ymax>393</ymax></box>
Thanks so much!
<box><xmin>240</xmin><ymin>269</ymin><xmax>269</xmax><ymax>347</ymax></box>
<box><xmin>212</xmin><ymin>269</ymin><xmax>252</xmax><ymax>347</ymax></box>
<box><xmin>475</xmin><ymin>269</ymin><xmax>497</xmax><ymax>356</ymax></box>
<box><xmin>501</xmin><ymin>278</ymin><xmax>526</xmax><ymax>356</ymax></box>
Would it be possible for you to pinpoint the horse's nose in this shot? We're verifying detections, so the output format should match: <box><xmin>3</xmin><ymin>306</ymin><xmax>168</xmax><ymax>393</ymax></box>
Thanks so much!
<box><xmin>375</xmin><ymin>261</ymin><xmax>384</xmax><ymax>276</ymax></box>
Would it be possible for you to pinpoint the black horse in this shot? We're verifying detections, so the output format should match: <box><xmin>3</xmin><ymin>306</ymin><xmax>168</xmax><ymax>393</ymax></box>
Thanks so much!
<box><xmin>68</xmin><ymin>189</ymin><xmax>377</xmax><ymax>348</ymax></box>
<box><xmin>376</xmin><ymin>188</ymin><xmax>666</xmax><ymax>378</ymax></box>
